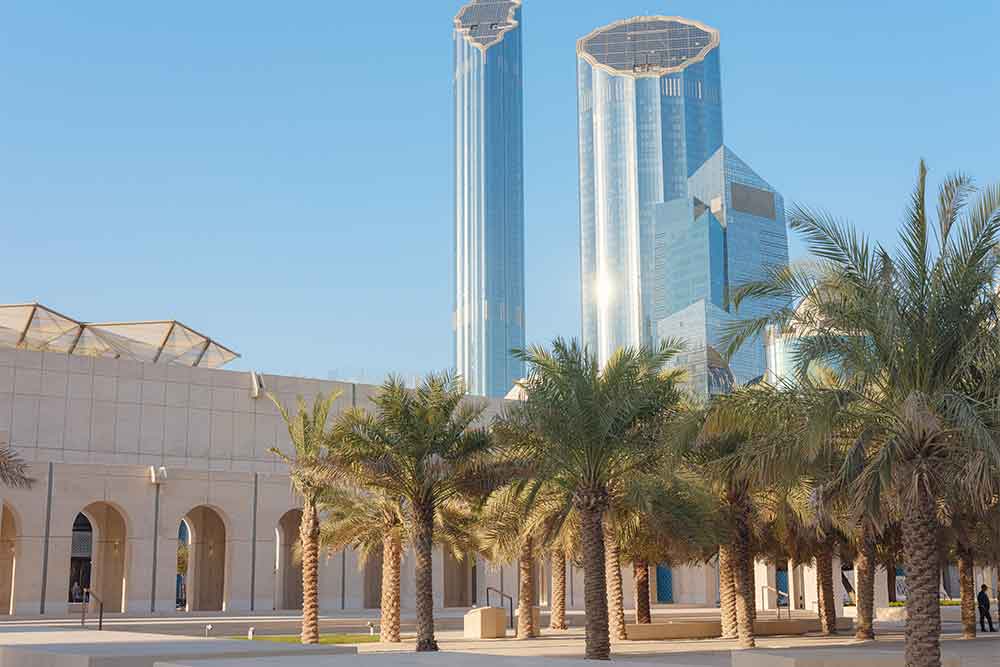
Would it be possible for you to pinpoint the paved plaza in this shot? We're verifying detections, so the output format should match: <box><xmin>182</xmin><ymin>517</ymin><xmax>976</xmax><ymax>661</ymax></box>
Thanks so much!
<box><xmin>2</xmin><ymin>612</ymin><xmax>999</xmax><ymax>667</ymax></box>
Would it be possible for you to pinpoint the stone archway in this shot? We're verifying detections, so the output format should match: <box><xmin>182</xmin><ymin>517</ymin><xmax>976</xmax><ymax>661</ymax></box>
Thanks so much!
<box><xmin>182</xmin><ymin>506</ymin><xmax>227</xmax><ymax>612</ymax></box>
<box><xmin>275</xmin><ymin>510</ymin><xmax>303</xmax><ymax>611</ymax></box>
<box><xmin>68</xmin><ymin>502</ymin><xmax>128</xmax><ymax>613</ymax></box>
<box><xmin>0</xmin><ymin>503</ymin><xmax>17</xmax><ymax>614</ymax></box>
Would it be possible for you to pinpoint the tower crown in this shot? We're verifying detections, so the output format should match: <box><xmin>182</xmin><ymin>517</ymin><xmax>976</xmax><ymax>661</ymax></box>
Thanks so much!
<box><xmin>578</xmin><ymin>16</ymin><xmax>719</xmax><ymax>77</ymax></box>
<box><xmin>454</xmin><ymin>0</ymin><xmax>521</xmax><ymax>51</ymax></box>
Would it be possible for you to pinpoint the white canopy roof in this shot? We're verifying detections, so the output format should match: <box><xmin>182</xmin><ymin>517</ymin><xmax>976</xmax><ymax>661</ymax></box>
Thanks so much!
<box><xmin>0</xmin><ymin>303</ymin><xmax>239</xmax><ymax>368</ymax></box>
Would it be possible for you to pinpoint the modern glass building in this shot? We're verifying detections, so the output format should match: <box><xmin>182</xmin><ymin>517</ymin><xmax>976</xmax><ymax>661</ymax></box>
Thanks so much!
<box><xmin>577</xmin><ymin>16</ymin><xmax>789</xmax><ymax>394</ymax></box>
<box><xmin>453</xmin><ymin>1</ymin><xmax>525</xmax><ymax>397</ymax></box>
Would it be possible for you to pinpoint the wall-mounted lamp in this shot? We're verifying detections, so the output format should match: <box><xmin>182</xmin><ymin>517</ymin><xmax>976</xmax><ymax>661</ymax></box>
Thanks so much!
<box><xmin>149</xmin><ymin>466</ymin><xmax>168</xmax><ymax>485</ymax></box>
<box><xmin>250</xmin><ymin>371</ymin><xmax>266</xmax><ymax>399</ymax></box>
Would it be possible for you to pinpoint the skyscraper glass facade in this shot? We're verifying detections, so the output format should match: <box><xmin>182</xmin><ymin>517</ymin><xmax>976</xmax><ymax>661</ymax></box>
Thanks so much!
<box><xmin>453</xmin><ymin>1</ymin><xmax>525</xmax><ymax>397</ymax></box>
<box><xmin>577</xmin><ymin>16</ymin><xmax>789</xmax><ymax>394</ymax></box>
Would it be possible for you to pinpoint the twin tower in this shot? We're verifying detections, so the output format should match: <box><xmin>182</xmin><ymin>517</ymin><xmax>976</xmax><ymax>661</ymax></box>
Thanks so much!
<box><xmin>453</xmin><ymin>2</ymin><xmax>789</xmax><ymax>397</ymax></box>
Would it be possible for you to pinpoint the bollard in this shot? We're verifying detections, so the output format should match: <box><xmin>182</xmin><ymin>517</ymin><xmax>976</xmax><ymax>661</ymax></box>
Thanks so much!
<box><xmin>205</xmin><ymin>624</ymin><xmax>213</xmax><ymax>637</ymax></box>
<box><xmin>248</xmin><ymin>627</ymin><xmax>255</xmax><ymax>640</ymax></box>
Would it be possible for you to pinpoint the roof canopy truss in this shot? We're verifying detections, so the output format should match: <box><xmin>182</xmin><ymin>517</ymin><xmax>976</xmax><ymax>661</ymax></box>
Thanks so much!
<box><xmin>0</xmin><ymin>303</ymin><xmax>238</xmax><ymax>369</ymax></box>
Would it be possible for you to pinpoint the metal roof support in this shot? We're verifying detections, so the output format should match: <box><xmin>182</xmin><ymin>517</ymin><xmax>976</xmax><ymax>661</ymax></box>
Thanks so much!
<box><xmin>66</xmin><ymin>325</ymin><xmax>86</xmax><ymax>355</ymax></box>
<box><xmin>151</xmin><ymin>322</ymin><xmax>177</xmax><ymax>364</ymax></box>
<box><xmin>193</xmin><ymin>339</ymin><xmax>212</xmax><ymax>368</ymax></box>
<box><xmin>15</xmin><ymin>304</ymin><xmax>38</xmax><ymax>348</ymax></box>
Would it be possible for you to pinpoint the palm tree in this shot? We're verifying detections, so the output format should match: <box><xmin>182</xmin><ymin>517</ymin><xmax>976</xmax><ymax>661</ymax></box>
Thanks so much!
<box><xmin>269</xmin><ymin>391</ymin><xmax>342</xmax><ymax>645</ymax></box>
<box><xmin>503</xmin><ymin>338</ymin><xmax>684</xmax><ymax>660</ymax></box>
<box><xmin>477</xmin><ymin>452</ymin><xmax>582</xmax><ymax>635</ymax></box>
<box><xmin>318</xmin><ymin>485</ymin><xmax>479</xmax><ymax>643</ymax></box>
<box><xmin>338</xmin><ymin>373</ymin><xmax>512</xmax><ymax>652</ymax></box>
<box><xmin>614</xmin><ymin>472</ymin><xmax>719</xmax><ymax>626</ymax></box>
<box><xmin>477</xmin><ymin>482</ymin><xmax>544</xmax><ymax>639</ymax></box>
<box><xmin>674</xmin><ymin>407</ymin><xmax>760</xmax><ymax>649</ymax></box>
<box><xmin>724</xmin><ymin>162</ymin><xmax>1000</xmax><ymax>667</ymax></box>
<box><xmin>318</xmin><ymin>486</ymin><xmax>406</xmax><ymax>642</ymax></box>
<box><xmin>549</xmin><ymin>546</ymin><xmax>571</xmax><ymax>630</ymax></box>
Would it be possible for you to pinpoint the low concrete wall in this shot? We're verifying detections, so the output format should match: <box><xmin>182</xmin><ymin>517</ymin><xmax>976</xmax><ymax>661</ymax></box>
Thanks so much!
<box><xmin>755</xmin><ymin>616</ymin><xmax>854</xmax><ymax>635</ymax></box>
<box><xmin>876</xmin><ymin>605</ymin><xmax>964</xmax><ymax>623</ymax></box>
<box><xmin>625</xmin><ymin>620</ymin><xmax>722</xmax><ymax>640</ymax></box>
<box><xmin>625</xmin><ymin>616</ymin><xmax>853</xmax><ymax>640</ymax></box>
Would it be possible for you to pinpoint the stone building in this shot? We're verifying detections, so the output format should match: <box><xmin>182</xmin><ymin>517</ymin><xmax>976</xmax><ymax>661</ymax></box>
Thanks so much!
<box><xmin>0</xmin><ymin>303</ymin><xmax>718</xmax><ymax>617</ymax></box>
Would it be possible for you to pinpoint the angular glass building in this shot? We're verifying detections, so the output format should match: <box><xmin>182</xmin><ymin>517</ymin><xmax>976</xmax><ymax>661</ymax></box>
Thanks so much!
<box><xmin>453</xmin><ymin>1</ymin><xmax>525</xmax><ymax>397</ymax></box>
<box><xmin>577</xmin><ymin>16</ymin><xmax>789</xmax><ymax>394</ymax></box>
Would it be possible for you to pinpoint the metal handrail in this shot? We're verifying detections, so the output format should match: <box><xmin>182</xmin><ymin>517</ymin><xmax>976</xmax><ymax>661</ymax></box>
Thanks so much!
<box><xmin>81</xmin><ymin>589</ymin><xmax>104</xmax><ymax>630</ymax></box>
<box><xmin>759</xmin><ymin>585</ymin><xmax>791</xmax><ymax>619</ymax></box>
<box><xmin>485</xmin><ymin>587</ymin><xmax>516</xmax><ymax>636</ymax></box>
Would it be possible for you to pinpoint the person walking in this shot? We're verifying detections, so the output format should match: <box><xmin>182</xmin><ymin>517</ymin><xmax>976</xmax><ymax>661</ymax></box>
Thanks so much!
<box><xmin>978</xmin><ymin>584</ymin><xmax>996</xmax><ymax>633</ymax></box>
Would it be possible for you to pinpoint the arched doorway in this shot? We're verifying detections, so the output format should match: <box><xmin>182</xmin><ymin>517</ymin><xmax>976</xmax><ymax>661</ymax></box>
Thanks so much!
<box><xmin>176</xmin><ymin>521</ymin><xmax>190</xmax><ymax>610</ymax></box>
<box><xmin>275</xmin><ymin>510</ymin><xmax>303</xmax><ymax>610</ymax></box>
<box><xmin>182</xmin><ymin>506</ymin><xmax>227</xmax><ymax>612</ymax></box>
<box><xmin>68</xmin><ymin>502</ymin><xmax>127</xmax><ymax>613</ymax></box>
<box><xmin>0</xmin><ymin>503</ymin><xmax>18</xmax><ymax>614</ymax></box>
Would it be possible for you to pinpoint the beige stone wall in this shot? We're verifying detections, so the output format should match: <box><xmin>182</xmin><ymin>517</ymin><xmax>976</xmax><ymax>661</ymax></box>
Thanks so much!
<box><xmin>0</xmin><ymin>347</ymin><xmax>722</xmax><ymax>616</ymax></box>
<box><xmin>0</xmin><ymin>346</ymin><xmax>521</xmax><ymax>617</ymax></box>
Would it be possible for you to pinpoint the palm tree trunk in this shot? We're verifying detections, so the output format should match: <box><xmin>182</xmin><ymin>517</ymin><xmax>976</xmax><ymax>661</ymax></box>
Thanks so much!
<box><xmin>788</xmin><ymin>559</ymin><xmax>798</xmax><ymax>610</ymax></box>
<box><xmin>550</xmin><ymin>549</ymin><xmax>569</xmax><ymax>630</ymax></box>
<box><xmin>719</xmin><ymin>544</ymin><xmax>738</xmax><ymax>639</ymax></box>
<box><xmin>957</xmin><ymin>545</ymin><xmax>976</xmax><ymax>640</ymax></box>
<box><xmin>816</xmin><ymin>540</ymin><xmax>837</xmax><ymax>636</ymax></box>
<box><xmin>855</xmin><ymin>532</ymin><xmax>876</xmax><ymax>641</ymax></box>
<box><xmin>901</xmin><ymin>488</ymin><xmax>941</xmax><ymax>667</ymax></box>
<box><xmin>634</xmin><ymin>560</ymin><xmax>651</xmax><ymax>624</ymax></box>
<box><xmin>731</xmin><ymin>495</ymin><xmax>756</xmax><ymax>649</ymax></box>
<box><xmin>744</xmin><ymin>552</ymin><xmax>757</xmax><ymax>624</ymax></box>
<box><xmin>886</xmin><ymin>554</ymin><xmax>897</xmax><ymax>603</ymax></box>
<box><xmin>380</xmin><ymin>532</ymin><xmax>402</xmax><ymax>643</ymax></box>
<box><xmin>517</xmin><ymin>536</ymin><xmax>537</xmax><ymax>639</ymax></box>
<box><xmin>577</xmin><ymin>496</ymin><xmax>610</xmax><ymax>660</ymax></box>
<box><xmin>299</xmin><ymin>498</ymin><xmax>320</xmax><ymax>645</ymax></box>
<box><xmin>413</xmin><ymin>503</ymin><xmax>438</xmax><ymax>652</ymax></box>
<box><xmin>604</xmin><ymin>527</ymin><xmax>627</xmax><ymax>641</ymax></box>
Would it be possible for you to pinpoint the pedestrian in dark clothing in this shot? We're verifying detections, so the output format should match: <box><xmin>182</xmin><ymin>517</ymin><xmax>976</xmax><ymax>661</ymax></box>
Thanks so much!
<box><xmin>978</xmin><ymin>585</ymin><xmax>996</xmax><ymax>633</ymax></box>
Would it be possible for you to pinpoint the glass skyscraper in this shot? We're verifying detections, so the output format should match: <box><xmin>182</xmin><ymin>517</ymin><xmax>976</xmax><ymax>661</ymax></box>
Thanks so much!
<box><xmin>453</xmin><ymin>1</ymin><xmax>525</xmax><ymax>397</ymax></box>
<box><xmin>577</xmin><ymin>16</ymin><xmax>789</xmax><ymax>394</ymax></box>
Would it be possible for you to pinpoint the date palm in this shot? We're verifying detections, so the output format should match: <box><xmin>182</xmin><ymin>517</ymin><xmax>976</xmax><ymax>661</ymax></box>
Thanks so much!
<box><xmin>614</xmin><ymin>472</ymin><xmax>720</xmax><ymax>625</ymax></box>
<box><xmin>505</xmin><ymin>338</ymin><xmax>684</xmax><ymax>660</ymax></box>
<box><xmin>724</xmin><ymin>162</ymin><xmax>1000</xmax><ymax>667</ymax></box>
<box><xmin>675</xmin><ymin>414</ymin><xmax>760</xmax><ymax>649</ymax></box>
<box><xmin>477</xmin><ymin>482</ymin><xmax>550</xmax><ymax>639</ymax></box>
<box><xmin>318</xmin><ymin>486</ymin><xmax>478</xmax><ymax>643</ymax></box>
<box><xmin>318</xmin><ymin>486</ymin><xmax>406</xmax><ymax>642</ymax></box>
<box><xmin>337</xmin><ymin>373</ymin><xmax>512</xmax><ymax>652</ymax></box>
<box><xmin>705</xmin><ymin>374</ymin><xmax>893</xmax><ymax>640</ymax></box>
<box><xmin>269</xmin><ymin>391</ymin><xmax>343</xmax><ymax>645</ymax></box>
<box><xmin>477</xmin><ymin>446</ymin><xmax>581</xmax><ymax>635</ymax></box>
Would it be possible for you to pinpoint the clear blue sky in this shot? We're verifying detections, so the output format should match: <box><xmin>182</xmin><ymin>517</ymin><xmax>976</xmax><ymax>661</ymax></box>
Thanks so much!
<box><xmin>2</xmin><ymin>1</ymin><xmax>998</xmax><ymax>382</ymax></box>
